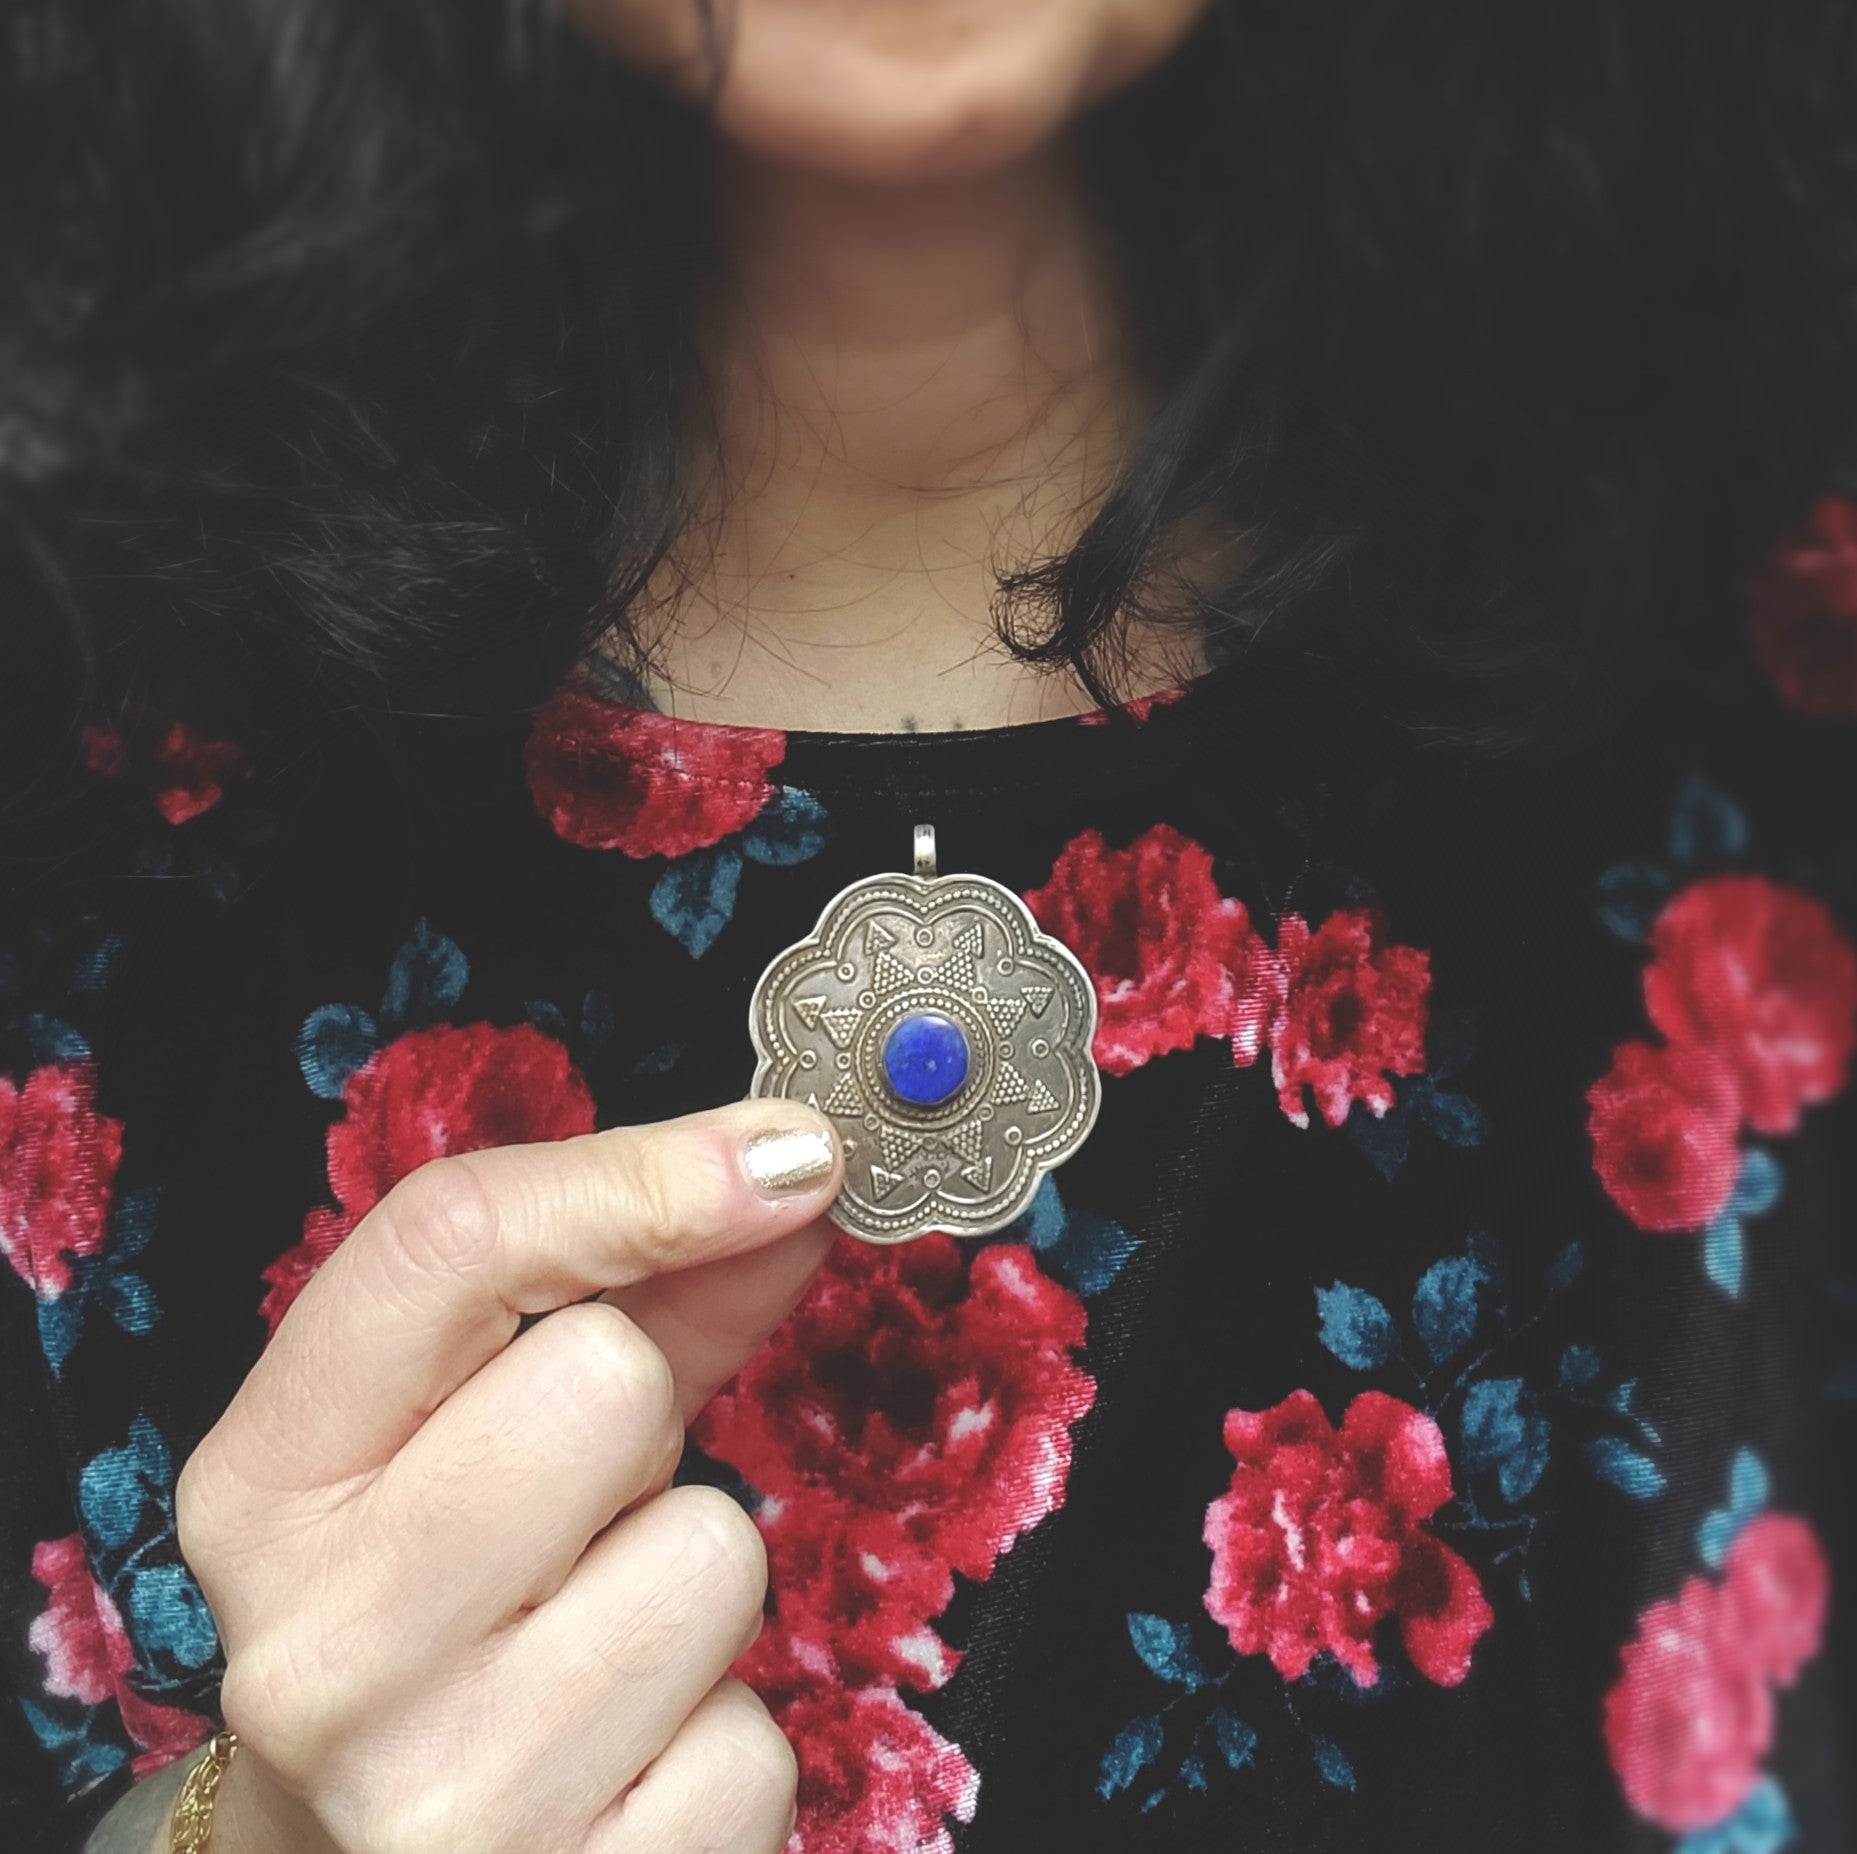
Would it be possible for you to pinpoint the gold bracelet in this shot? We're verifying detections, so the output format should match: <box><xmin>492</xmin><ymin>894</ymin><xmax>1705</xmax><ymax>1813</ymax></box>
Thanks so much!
<box><xmin>170</xmin><ymin>1730</ymin><xmax>238</xmax><ymax>1854</ymax></box>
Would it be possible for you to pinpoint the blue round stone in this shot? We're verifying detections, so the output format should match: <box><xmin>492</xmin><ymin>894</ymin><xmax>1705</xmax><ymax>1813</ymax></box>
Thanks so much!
<box><xmin>882</xmin><ymin>1011</ymin><xmax>970</xmax><ymax>1108</ymax></box>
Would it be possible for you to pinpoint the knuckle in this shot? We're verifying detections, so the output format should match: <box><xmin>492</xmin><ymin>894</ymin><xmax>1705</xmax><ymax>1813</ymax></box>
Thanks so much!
<box><xmin>218</xmin><ymin>1635</ymin><xmax>349</xmax><ymax>1782</ymax></box>
<box><xmin>614</xmin><ymin>1136</ymin><xmax>689</xmax><ymax>1271</ymax></box>
<box><xmin>541</xmin><ymin>1303</ymin><xmax>679</xmax><ymax>1443</ymax></box>
<box><xmin>173</xmin><ymin>1445</ymin><xmax>222</xmax><ymax>1574</ymax></box>
<box><xmin>354</xmin><ymin>1788</ymin><xmax>481</xmax><ymax>1854</ymax></box>
<box><xmin>713</xmin><ymin>1693</ymin><xmax>800</xmax><ymax>1819</ymax></box>
<box><xmin>664</xmin><ymin>1484</ymin><xmax>768</xmax><ymax>1617</ymax></box>
<box><xmin>367</xmin><ymin>1158</ymin><xmax>502</xmax><ymax>1293</ymax></box>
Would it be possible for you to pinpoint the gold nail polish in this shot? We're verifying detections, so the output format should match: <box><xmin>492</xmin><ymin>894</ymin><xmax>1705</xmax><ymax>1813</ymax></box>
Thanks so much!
<box><xmin>742</xmin><ymin>1125</ymin><xmax>837</xmax><ymax>1195</ymax></box>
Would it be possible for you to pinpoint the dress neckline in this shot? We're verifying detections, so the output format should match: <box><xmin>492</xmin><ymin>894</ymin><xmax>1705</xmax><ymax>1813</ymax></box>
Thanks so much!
<box><xmin>555</xmin><ymin>652</ymin><xmax>1247</xmax><ymax>813</ymax></box>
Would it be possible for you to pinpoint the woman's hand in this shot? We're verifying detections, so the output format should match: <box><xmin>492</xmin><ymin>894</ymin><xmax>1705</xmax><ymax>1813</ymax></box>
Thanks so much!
<box><xmin>172</xmin><ymin>1100</ymin><xmax>844</xmax><ymax>1854</ymax></box>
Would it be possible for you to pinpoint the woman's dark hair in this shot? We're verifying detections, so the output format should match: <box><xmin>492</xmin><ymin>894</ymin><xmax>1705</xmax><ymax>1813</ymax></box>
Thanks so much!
<box><xmin>3</xmin><ymin>0</ymin><xmax>1854</xmax><ymax>810</ymax></box>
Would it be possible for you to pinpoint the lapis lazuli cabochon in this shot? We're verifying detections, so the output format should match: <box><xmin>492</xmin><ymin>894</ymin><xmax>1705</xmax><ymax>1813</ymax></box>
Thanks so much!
<box><xmin>882</xmin><ymin>1010</ymin><xmax>971</xmax><ymax>1107</ymax></box>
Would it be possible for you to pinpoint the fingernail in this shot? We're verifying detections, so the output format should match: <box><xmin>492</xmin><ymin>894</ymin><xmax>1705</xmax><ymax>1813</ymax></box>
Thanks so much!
<box><xmin>741</xmin><ymin>1124</ymin><xmax>838</xmax><ymax>1197</ymax></box>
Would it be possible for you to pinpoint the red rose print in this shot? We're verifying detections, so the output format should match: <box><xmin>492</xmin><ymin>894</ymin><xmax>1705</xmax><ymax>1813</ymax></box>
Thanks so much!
<box><xmin>1723</xmin><ymin>1513</ymin><xmax>1830</xmax><ymax>1689</ymax></box>
<box><xmin>1201</xmin><ymin>1389</ymin><xmax>1492</xmax><ymax>1689</ymax></box>
<box><xmin>0</xmin><ymin>1063</ymin><xmax>123</xmax><ymax>1298</ymax></box>
<box><xmin>1268</xmin><ymin>909</ymin><xmax>1431</xmax><ymax>1129</ymax></box>
<box><xmin>260</xmin><ymin>1023</ymin><xmax>596</xmax><ymax>1333</ymax></box>
<box><xmin>1586</xmin><ymin>1039</ymin><xmax>1743</xmax><ymax>1232</ymax></box>
<box><xmin>524</xmin><ymin>685</ymin><xmax>785</xmax><ymax>856</ymax></box>
<box><xmin>1643</xmin><ymin>875</ymin><xmax>1857</xmax><ymax>1137</ymax></box>
<box><xmin>693</xmin><ymin>1236</ymin><xmax>1095</xmax><ymax>1586</ymax></box>
<box><xmin>29</xmin><ymin>1536</ymin><xmax>213</xmax><ymax>1779</ymax></box>
<box><xmin>752</xmin><ymin>1493</ymin><xmax>962</xmax><ymax>1692</ymax></box>
<box><xmin>1078</xmin><ymin>684</ymin><xmax>1191</xmax><ymax>726</ymax></box>
<box><xmin>1024</xmin><ymin>824</ymin><xmax>1276</xmax><ymax>1076</ymax></box>
<box><xmin>1603</xmin><ymin>1572</ymin><xmax>1773</xmax><ymax>1833</ymax></box>
<box><xmin>1745</xmin><ymin>493</ymin><xmax>1857</xmax><ymax>718</ymax></box>
<box><xmin>29</xmin><ymin>1536</ymin><xmax>132</xmax><ymax>1707</ymax></box>
<box><xmin>734</xmin><ymin>1634</ymin><xmax>979</xmax><ymax>1854</ymax></box>
<box><xmin>80</xmin><ymin>711</ymin><xmax>244</xmax><ymax>825</ymax></box>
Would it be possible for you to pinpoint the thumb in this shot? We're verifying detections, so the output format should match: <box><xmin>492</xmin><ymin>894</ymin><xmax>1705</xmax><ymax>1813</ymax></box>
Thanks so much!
<box><xmin>601</xmin><ymin>1213</ymin><xmax>841</xmax><ymax>1426</ymax></box>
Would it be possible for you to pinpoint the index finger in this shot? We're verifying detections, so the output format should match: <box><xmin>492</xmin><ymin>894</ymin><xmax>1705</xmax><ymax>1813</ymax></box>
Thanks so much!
<box><xmin>215</xmin><ymin>1099</ymin><xmax>842</xmax><ymax>1495</ymax></box>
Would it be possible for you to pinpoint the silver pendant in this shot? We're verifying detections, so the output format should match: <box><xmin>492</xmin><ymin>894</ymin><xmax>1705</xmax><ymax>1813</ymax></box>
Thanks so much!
<box><xmin>748</xmin><ymin>825</ymin><xmax>1101</xmax><ymax>1244</ymax></box>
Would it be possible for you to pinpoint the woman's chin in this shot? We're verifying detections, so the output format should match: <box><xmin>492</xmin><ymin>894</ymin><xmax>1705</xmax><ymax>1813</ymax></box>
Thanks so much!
<box><xmin>570</xmin><ymin>0</ymin><xmax>1208</xmax><ymax>186</ymax></box>
<box><xmin>710</xmin><ymin>57</ymin><xmax>1085</xmax><ymax>187</ymax></box>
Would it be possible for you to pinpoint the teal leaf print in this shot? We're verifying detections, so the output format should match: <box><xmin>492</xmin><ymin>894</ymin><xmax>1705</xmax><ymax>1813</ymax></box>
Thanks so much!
<box><xmin>1697</xmin><ymin>1447</ymin><xmax>1770</xmax><ymax>1571</ymax></box>
<box><xmin>97</xmin><ymin>1270</ymin><xmax>157</xmax><ymax>1334</ymax></box>
<box><xmin>1098</xmin><ymin>1716</ymin><xmax>1164</xmax><ymax>1798</ymax></box>
<box><xmin>1414</xmin><ymin>1085</ymin><xmax>1487</xmax><ymax>1146</ymax></box>
<box><xmin>1466</xmin><ymin>1226</ymin><xmax>1510</xmax><ymax>1295</ymax></box>
<box><xmin>1343</xmin><ymin>1008</ymin><xmax>1485</xmax><ymax>1180</ymax></box>
<box><xmin>525</xmin><ymin>1000</ymin><xmax>569</xmax><ymax>1039</ymax></box>
<box><xmin>1702</xmin><ymin>1152</ymin><xmax>1785</xmax><ymax>1299</ymax></box>
<box><xmin>19</xmin><ymin>1701</ymin><xmax>127</xmax><ymax>1790</ymax></box>
<box><xmin>1014</xmin><ymin>1177</ymin><xmax>1136</xmax><ymax>1296</ymax></box>
<box><xmin>650</xmin><ymin>844</ymin><xmax>744</xmax><ymax>958</ymax></box>
<box><xmin>632</xmin><ymin>1041</ymin><xmax>684</xmax><ymax>1077</ymax></box>
<box><xmin>1558</xmin><ymin>1344</ymin><xmax>1602</xmax><ymax>1392</ymax></box>
<box><xmin>1127</xmin><ymin>1613</ymin><xmax>1207</xmax><ymax>1689</ymax></box>
<box><xmin>24</xmin><ymin>1014</ymin><xmax>90</xmax><ymax>1064</ymax></box>
<box><xmin>1596</xmin><ymin>860</ymin><xmax>1677</xmax><ymax>942</ymax></box>
<box><xmin>1310</xmin><ymin>1735</ymin><xmax>1357</xmax><ymax>1790</ymax></box>
<box><xmin>579</xmin><ymin>990</ymin><xmax>616</xmax><ymax>1052</ymax></box>
<box><xmin>295</xmin><ymin>1003</ymin><xmax>380</xmax><ymax>1100</ymax></box>
<box><xmin>1208</xmin><ymin>1708</ymin><xmax>1257</xmax><ymax>1771</ymax></box>
<box><xmin>128</xmin><ymin>1566</ymin><xmax>220</xmax><ymax>1670</ymax></box>
<box><xmin>79</xmin><ymin>1417</ymin><xmax>171</xmax><ymax>1550</ymax></box>
<box><xmin>1666</xmin><ymin>772</ymin><xmax>1750</xmax><ymax>868</ymax></box>
<box><xmin>1585</xmin><ymin>1436</ymin><xmax>1667</xmax><ymax>1499</ymax></box>
<box><xmin>1412</xmin><ymin>1253</ymin><xmax>1487</xmax><ymax>1365</ymax></box>
<box><xmin>738</xmin><ymin>786</ymin><xmax>830</xmax><ymax>865</ymax></box>
<box><xmin>41</xmin><ymin>1187</ymin><xmax>163</xmax><ymax>1376</ymax></box>
<box><xmin>1315</xmin><ymin>1282</ymin><xmax>1399</xmax><ymax>1371</ymax></box>
<box><xmin>379</xmin><ymin>918</ymin><xmax>469</xmax><ymax>1028</ymax></box>
<box><xmin>37</xmin><ymin>1297</ymin><xmax>83</xmax><ymax>1374</ymax></box>
<box><xmin>1459</xmin><ymin>1377</ymin><xmax>1551</xmax><ymax>1502</ymax></box>
<box><xmin>1545</xmin><ymin>1240</ymin><xmax>1586</xmax><ymax>1294</ymax></box>
<box><xmin>1704</xmin><ymin>1215</ymin><xmax>1746</xmax><ymax>1297</ymax></box>
<box><xmin>72</xmin><ymin>935</ymin><xmax>124</xmax><ymax>991</ymax></box>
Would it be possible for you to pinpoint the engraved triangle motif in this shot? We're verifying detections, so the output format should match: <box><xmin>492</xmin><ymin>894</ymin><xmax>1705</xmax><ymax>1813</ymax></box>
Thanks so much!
<box><xmin>1026</xmin><ymin>1079</ymin><xmax>1061</xmax><ymax>1114</ymax></box>
<box><xmin>993</xmin><ymin>1064</ymin><xmax>1031</xmax><ymax>1107</ymax></box>
<box><xmin>985</xmin><ymin>996</ymin><xmax>1026</xmax><ymax>1036</ymax></box>
<box><xmin>947</xmin><ymin>1119</ymin><xmax>985</xmax><ymax>1164</ymax></box>
<box><xmin>953</xmin><ymin>921</ymin><xmax>986</xmax><ymax>958</ymax></box>
<box><xmin>869</xmin><ymin>1163</ymin><xmax>905</xmax><ymax>1199</ymax></box>
<box><xmin>960</xmin><ymin>1156</ymin><xmax>994</xmax><ymax>1191</ymax></box>
<box><xmin>865</xmin><ymin>920</ymin><xmax>898</xmax><ymax>956</ymax></box>
<box><xmin>937</xmin><ymin>951</ymin><xmax>979</xmax><ymax>992</ymax></box>
<box><xmin>1021</xmin><ymin>984</ymin><xmax>1054</xmax><ymax>1017</ymax></box>
<box><xmin>792</xmin><ymin>995</ymin><xmax>827</xmax><ymax>1030</ymax></box>
<box><xmin>822</xmin><ymin>1074</ymin><xmax>863</xmax><ymax>1117</ymax></box>
<box><xmin>820</xmin><ymin>1007</ymin><xmax>863</xmax><ymax>1049</ymax></box>
<box><xmin>880</xmin><ymin>1127</ymin><xmax>924</xmax><ymax>1171</ymax></box>
<box><xmin>873</xmin><ymin>952</ymin><xmax>916</xmax><ymax>996</ymax></box>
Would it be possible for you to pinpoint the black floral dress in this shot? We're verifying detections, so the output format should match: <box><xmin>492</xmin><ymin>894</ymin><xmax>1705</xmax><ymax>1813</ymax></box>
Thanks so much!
<box><xmin>3</xmin><ymin>497</ymin><xmax>1855</xmax><ymax>1854</ymax></box>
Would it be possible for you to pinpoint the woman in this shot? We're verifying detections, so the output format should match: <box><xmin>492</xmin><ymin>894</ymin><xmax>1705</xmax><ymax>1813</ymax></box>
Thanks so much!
<box><xmin>2</xmin><ymin>1</ymin><xmax>1853</xmax><ymax>1849</ymax></box>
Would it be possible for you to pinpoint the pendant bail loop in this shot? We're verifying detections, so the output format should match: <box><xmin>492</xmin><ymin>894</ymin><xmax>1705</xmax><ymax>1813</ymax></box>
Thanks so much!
<box><xmin>913</xmin><ymin>823</ymin><xmax>937</xmax><ymax>877</ymax></box>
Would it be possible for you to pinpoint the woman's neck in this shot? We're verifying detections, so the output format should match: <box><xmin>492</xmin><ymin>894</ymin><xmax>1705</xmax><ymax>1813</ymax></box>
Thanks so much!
<box><xmin>617</xmin><ymin>143</ymin><xmax>1195</xmax><ymax>732</ymax></box>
